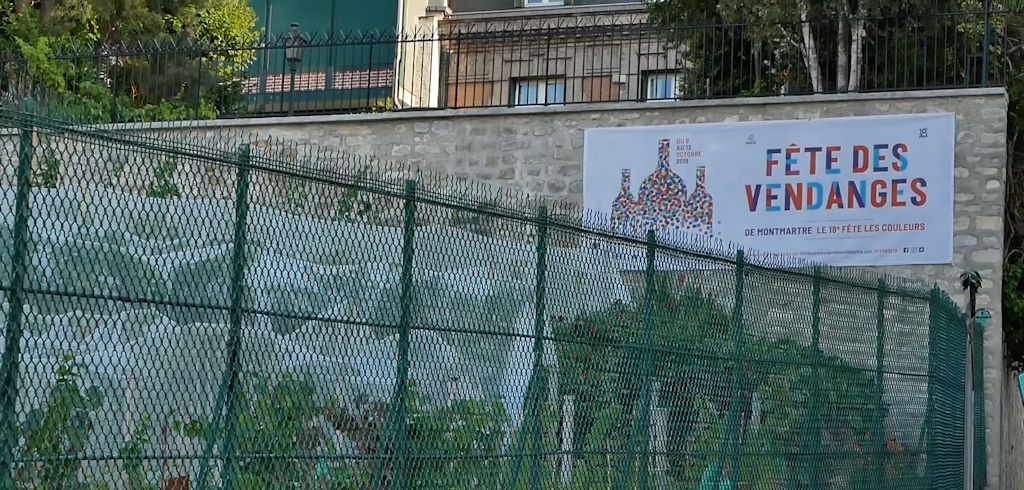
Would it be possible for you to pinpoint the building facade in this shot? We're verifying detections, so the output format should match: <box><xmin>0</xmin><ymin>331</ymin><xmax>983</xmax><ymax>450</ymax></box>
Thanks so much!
<box><xmin>248</xmin><ymin>0</ymin><xmax>402</xmax><ymax>37</ymax></box>
<box><xmin>435</xmin><ymin>0</ymin><xmax>687</xmax><ymax>108</ymax></box>
<box><xmin>243</xmin><ymin>0</ymin><xmax>416</xmax><ymax>114</ymax></box>
<box><xmin>449</xmin><ymin>0</ymin><xmax>641</xmax><ymax>12</ymax></box>
<box><xmin>239</xmin><ymin>0</ymin><xmax>687</xmax><ymax>113</ymax></box>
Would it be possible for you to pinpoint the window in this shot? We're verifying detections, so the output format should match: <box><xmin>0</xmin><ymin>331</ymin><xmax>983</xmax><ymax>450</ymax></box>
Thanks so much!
<box><xmin>513</xmin><ymin>78</ymin><xmax>566</xmax><ymax>106</ymax></box>
<box><xmin>524</xmin><ymin>0</ymin><xmax>565</xmax><ymax>6</ymax></box>
<box><xmin>643</xmin><ymin>72</ymin><xmax>681</xmax><ymax>101</ymax></box>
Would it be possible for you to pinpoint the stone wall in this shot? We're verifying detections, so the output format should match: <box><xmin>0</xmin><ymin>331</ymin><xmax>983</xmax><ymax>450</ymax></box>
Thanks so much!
<box><xmin>138</xmin><ymin>88</ymin><xmax>1009</xmax><ymax>487</ymax></box>
<box><xmin>1004</xmin><ymin>370</ymin><xmax>1023</xmax><ymax>489</ymax></box>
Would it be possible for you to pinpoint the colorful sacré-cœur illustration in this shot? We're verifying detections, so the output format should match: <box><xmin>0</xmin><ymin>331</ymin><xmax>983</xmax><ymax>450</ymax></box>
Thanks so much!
<box><xmin>610</xmin><ymin>139</ymin><xmax>713</xmax><ymax>237</ymax></box>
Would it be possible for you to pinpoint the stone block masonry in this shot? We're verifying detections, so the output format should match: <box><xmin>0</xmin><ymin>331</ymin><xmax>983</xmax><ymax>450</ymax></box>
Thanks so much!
<box><xmin>1002</xmin><ymin>369</ymin><xmax>1023</xmax><ymax>490</ymax></box>
<box><xmin>140</xmin><ymin>88</ymin><xmax>1009</xmax><ymax>488</ymax></box>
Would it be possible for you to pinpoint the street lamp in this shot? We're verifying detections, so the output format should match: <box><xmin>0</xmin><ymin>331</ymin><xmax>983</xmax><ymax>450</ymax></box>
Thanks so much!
<box><xmin>974</xmin><ymin>309</ymin><xmax>991</xmax><ymax>329</ymax></box>
<box><xmin>284</xmin><ymin>22</ymin><xmax>308</xmax><ymax>116</ymax></box>
<box><xmin>960</xmin><ymin>271</ymin><xmax>989</xmax><ymax>490</ymax></box>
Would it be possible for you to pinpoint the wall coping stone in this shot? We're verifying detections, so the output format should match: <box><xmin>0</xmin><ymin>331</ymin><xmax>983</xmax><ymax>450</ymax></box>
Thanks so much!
<box><xmin>101</xmin><ymin>87</ymin><xmax>1008</xmax><ymax>132</ymax></box>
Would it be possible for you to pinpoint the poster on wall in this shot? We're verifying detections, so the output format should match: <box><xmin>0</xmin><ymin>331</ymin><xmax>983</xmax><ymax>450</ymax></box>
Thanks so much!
<box><xmin>582</xmin><ymin>113</ymin><xmax>956</xmax><ymax>268</ymax></box>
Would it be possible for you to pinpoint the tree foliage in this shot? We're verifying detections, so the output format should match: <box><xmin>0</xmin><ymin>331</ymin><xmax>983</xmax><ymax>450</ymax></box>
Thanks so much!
<box><xmin>15</xmin><ymin>355</ymin><xmax>105</xmax><ymax>489</ymax></box>
<box><xmin>647</xmin><ymin>0</ymin><xmax>1007</xmax><ymax>96</ymax></box>
<box><xmin>1002</xmin><ymin>259</ymin><xmax>1024</xmax><ymax>371</ymax></box>
<box><xmin>0</xmin><ymin>0</ymin><xmax>260</xmax><ymax>122</ymax></box>
<box><xmin>166</xmin><ymin>0</ymin><xmax>260</xmax><ymax>77</ymax></box>
<box><xmin>554</xmin><ymin>278</ymin><xmax>893</xmax><ymax>487</ymax></box>
<box><xmin>1002</xmin><ymin>6</ymin><xmax>1024</xmax><ymax>372</ymax></box>
<box><xmin>1</xmin><ymin>0</ymin><xmax>258</xmax><ymax>47</ymax></box>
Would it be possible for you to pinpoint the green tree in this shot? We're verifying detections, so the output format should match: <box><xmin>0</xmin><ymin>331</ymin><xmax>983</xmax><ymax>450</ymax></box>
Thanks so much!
<box><xmin>554</xmin><ymin>279</ymin><xmax>886</xmax><ymax>488</ymax></box>
<box><xmin>0</xmin><ymin>0</ymin><xmax>260</xmax><ymax>121</ymax></box>
<box><xmin>15</xmin><ymin>355</ymin><xmax>105</xmax><ymax>489</ymax></box>
<box><xmin>647</xmin><ymin>0</ymin><xmax>1005</xmax><ymax>95</ymax></box>
<box><xmin>2</xmin><ymin>0</ymin><xmax>258</xmax><ymax>46</ymax></box>
<box><xmin>166</xmin><ymin>0</ymin><xmax>261</xmax><ymax>77</ymax></box>
<box><xmin>1002</xmin><ymin>4</ymin><xmax>1024</xmax><ymax>371</ymax></box>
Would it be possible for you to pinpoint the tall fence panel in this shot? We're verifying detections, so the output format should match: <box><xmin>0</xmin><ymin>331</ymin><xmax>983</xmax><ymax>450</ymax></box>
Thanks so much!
<box><xmin>0</xmin><ymin>109</ymin><xmax>976</xmax><ymax>489</ymax></box>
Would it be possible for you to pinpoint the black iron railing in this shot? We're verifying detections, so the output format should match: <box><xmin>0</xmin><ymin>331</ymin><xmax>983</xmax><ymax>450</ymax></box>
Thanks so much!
<box><xmin>0</xmin><ymin>10</ymin><xmax>1007</xmax><ymax>122</ymax></box>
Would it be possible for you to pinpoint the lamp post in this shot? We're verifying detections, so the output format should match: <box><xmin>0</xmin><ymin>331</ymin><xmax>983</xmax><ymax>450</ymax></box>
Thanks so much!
<box><xmin>971</xmin><ymin>308</ymin><xmax>990</xmax><ymax>490</ymax></box>
<box><xmin>961</xmin><ymin>271</ymin><xmax>986</xmax><ymax>490</ymax></box>
<box><xmin>284</xmin><ymin>22</ymin><xmax>308</xmax><ymax>116</ymax></box>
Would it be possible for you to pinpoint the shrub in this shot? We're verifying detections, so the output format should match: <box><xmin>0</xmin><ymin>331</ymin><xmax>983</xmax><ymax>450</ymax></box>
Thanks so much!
<box><xmin>554</xmin><ymin>277</ymin><xmax>887</xmax><ymax>488</ymax></box>
<box><xmin>15</xmin><ymin>355</ymin><xmax>105</xmax><ymax>489</ymax></box>
<box><xmin>405</xmin><ymin>387</ymin><xmax>510</xmax><ymax>488</ymax></box>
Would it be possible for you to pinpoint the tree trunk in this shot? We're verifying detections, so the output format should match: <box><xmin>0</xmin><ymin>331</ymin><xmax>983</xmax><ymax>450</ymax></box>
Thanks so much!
<box><xmin>13</xmin><ymin>0</ymin><xmax>29</xmax><ymax>14</ymax></box>
<box><xmin>836</xmin><ymin>2</ymin><xmax>850</xmax><ymax>92</ymax></box>
<box><xmin>753</xmin><ymin>41</ymin><xmax>763</xmax><ymax>87</ymax></box>
<box><xmin>41</xmin><ymin>0</ymin><xmax>56</xmax><ymax>19</ymax></box>
<box><xmin>848</xmin><ymin>5</ymin><xmax>868</xmax><ymax>92</ymax></box>
<box><xmin>798</xmin><ymin>0</ymin><xmax>823</xmax><ymax>93</ymax></box>
<box><xmin>774</xmin><ymin>45</ymin><xmax>789</xmax><ymax>95</ymax></box>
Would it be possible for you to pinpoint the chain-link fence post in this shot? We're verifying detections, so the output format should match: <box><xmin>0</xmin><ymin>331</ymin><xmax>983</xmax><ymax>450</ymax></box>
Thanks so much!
<box><xmin>615</xmin><ymin>230</ymin><xmax>657</xmax><ymax>490</ymax></box>
<box><xmin>530</xmin><ymin>205</ymin><xmax>550</xmax><ymax>490</ymax></box>
<box><xmin>874</xmin><ymin>279</ymin><xmax>887</xmax><ymax>490</ymax></box>
<box><xmin>220</xmin><ymin>144</ymin><xmax>252</xmax><ymax>490</ymax></box>
<box><xmin>197</xmin><ymin>144</ymin><xmax>252</xmax><ymax>490</ymax></box>
<box><xmin>0</xmin><ymin>128</ymin><xmax>33</xmax><ymax>490</ymax></box>
<box><xmin>799</xmin><ymin>266</ymin><xmax>823</xmax><ymax>490</ymax></box>
<box><xmin>727</xmin><ymin>249</ymin><xmax>746</xmax><ymax>486</ymax></box>
<box><xmin>711</xmin><ymin>249</ymin><xmax>746</xmax><ymax>488</ymax></box>
<box><xmin>972</xmin><ymin>320</ymin><xmax>986</xmax><ymax>489</ymax></box>
<box><xmin>371</xmin><ymin>179</ymin><xmax>417</xmax><ymax>490</ymax></box>
<box><xmin>955</xmin><ymin>305</ymin><xmax>969</xmax><ymax>490</ymax></box>
<box><xmin>638</xmin><ymin>230</ymin><xmax>657</xmax><ymax>490</ymax></box>
<box><xmin>509</xmin><ymin>205</ymin><xmax>551</xmax><ymax>490</ymax></box>
<box><xmin>923</xmin><ymin>286</ymin><xmax>940</xmax><ymax>487</ymax></box>
<box><xmin>962</xmin><ymin>313</ymin><xmax>970</xmax><ymax>490</ymax></box>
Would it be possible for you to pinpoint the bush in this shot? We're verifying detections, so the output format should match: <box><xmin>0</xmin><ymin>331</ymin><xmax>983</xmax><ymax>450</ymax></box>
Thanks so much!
<box><xmin>554</xmin><ymin>278</ymin><xmax>887</xmax><ymax>488</ymax></box>
<box><xmin>1003</xmin><ymin>261</ymin><xmax>1024</xmax><ymax>371</ymax></box>
<box><xmin>15</xmin><ymin>355</ymin><xmax>104</xmax><ymax>489</ymax></box>
<box><xmin>204</xmin><ymin>80</ymin><xmax>247</xmax><ymax>117</ymax></box>
<box><xmin>405</xmin><ymin>387</ymin><xmax>510</xmax><ymax>488</ymax></box>
<box><xmin>178</xmin><ymin>375</ymin><xmax>362</xmax><ymax>489</ymax></box>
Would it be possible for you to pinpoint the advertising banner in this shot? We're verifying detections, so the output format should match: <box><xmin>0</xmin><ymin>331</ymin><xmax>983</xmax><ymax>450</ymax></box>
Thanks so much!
<box><xmin>583</xmin><ymin>113</ymin><xmax>956</xmax><ymax>267</ymax></box>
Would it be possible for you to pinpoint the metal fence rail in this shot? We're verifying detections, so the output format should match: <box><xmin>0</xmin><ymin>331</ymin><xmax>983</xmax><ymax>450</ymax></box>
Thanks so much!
<box><xmin>0</xmin><ymin>10</ymin><xmax>1007</xmax><ymax>121</ymax></box>
<box><xmin>0</xmin><ymin>108</ymin><xmax>975</xmax><ymax>489</ymax></box>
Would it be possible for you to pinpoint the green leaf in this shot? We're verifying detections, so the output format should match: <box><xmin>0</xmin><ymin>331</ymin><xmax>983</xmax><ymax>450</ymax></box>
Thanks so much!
<box><xmin>85</xmin><ymin>386</ymin><xmax>104</xmax><ymax>410</ymax></box>
<box><xmin>183</xmin><ymin>419</ymin><xmax>206</xmax><ymax>439</ymax></box>
<box><xmin>23</xmin><ymin>408</ymin><xmax>45</xmax><ymax>433</ymax></box>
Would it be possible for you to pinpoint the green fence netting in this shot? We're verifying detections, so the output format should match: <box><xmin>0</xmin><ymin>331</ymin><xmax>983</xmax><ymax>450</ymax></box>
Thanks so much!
<box><xmin>0</xmin><ymin>108</ymin><xmax>972</xmax><ymax>489</ymax></box>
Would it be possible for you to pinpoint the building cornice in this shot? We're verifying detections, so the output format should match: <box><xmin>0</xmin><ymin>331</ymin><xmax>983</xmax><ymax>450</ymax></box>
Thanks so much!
<box><xmin>446</xmin><ymin>2</ymin><xmax>647</xmax><ymax>22</ymax></box>
<box><xmin>87</xmin><ymin>88</ymin><xmax>1007</xmax><ymax>132</ymax></box>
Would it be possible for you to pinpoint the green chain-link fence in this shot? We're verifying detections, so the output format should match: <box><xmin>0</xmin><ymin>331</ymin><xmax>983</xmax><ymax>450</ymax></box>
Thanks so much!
<box><xmin>0</xmin><ymin>108</ymin><xmax>974</xmax><ymax>489</ymax></box>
